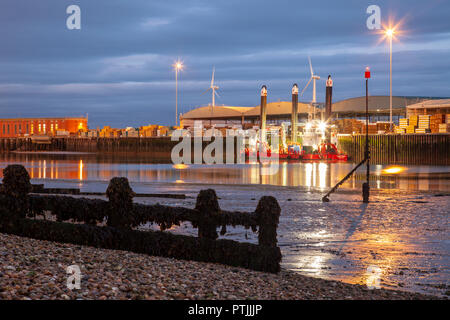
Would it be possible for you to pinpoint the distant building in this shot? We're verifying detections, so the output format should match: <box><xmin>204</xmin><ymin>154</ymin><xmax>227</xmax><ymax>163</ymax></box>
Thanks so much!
<box><xmin>180</xmin><ymin>96</ymin><xmax>441</xmax><ymax>128</ymax></box>
<box><xmin>0</xmin><ymin>117</ymin><xmax>88</xmax><ymax>138</ymax></box>
<box><xmin>180</xmin><ymin>103</ymin><xmax>310</xmax><ymax>128</ymax></box>
<box><xmin>139</xmin><ymin>124</ymin><xmax>169</xmax><ymax>137</ymax></box>
<box><xmin>406</xmin><ymin>99</ymin><xmax>450</xmax><ymax>117</ymax></box>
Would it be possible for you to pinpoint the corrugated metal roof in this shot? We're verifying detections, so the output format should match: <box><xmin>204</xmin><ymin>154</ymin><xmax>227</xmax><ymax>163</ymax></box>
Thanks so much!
<box><xmin>243</xmin><ymin>101</ymin><xmax>311</xmax><ymax>116</ymax></box>
<box><xmin>181</xmin><ymin>96</ymin><xmax>440</xmax><ymax>120</ymax></box>
<box><xmin>406</xmin><ymin>99</ymin><xmax>450</xmax><ymax>109</ymax></box>
<box><xmin>182</xmin><ymin>102</ymin><xmax>311</xmax><ymax>119</ymax></box>
<box><xmin>181</xmin><ymin>106</ymin><xmax>252</xmax><ymax>119</ymax></box>
<box><xmin>332</xmin><ymin>96</ymin><xmax>423</xmax><ymax>113</ymax></box>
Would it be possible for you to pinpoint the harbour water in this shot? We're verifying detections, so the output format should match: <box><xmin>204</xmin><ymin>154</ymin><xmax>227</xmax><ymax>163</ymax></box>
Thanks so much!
<box><xmin>0</xmin><ymin>152</ymin><xmax>449</xmax><ymax>296</ymax></box>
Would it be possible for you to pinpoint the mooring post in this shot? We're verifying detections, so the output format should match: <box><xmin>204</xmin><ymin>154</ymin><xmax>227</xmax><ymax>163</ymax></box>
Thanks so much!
<box><xmin>195</xmin><ymin>189</ymin><xmax>220</xmax><ymax>240</ymax></box>
<box><xmin>256</xmin><ymin>196</ymin><xmax>281</xmax><ymax>247</ymax></box>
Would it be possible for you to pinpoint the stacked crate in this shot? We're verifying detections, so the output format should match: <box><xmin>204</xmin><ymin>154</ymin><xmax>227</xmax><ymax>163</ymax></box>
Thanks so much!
<box><xmin>439</xmin><ymin>114</ymin><xmax>450</xmax><ymax>133</ymax></box>
<box><xmin>438</xmin><ymin>123</ymin><xmax>450</xmax><ymax>133</ymax></box>
<box><xmin>343</xmin><ymin>119</ymin><xmax>355</xmax><ymax>134</ymax></box>
<box><xmin>409</xmin><ymin>115</ymin><xmax>418</xmax><ymax>126</ymax></box>
<box><xmin>407</xmin><ymin>115</ymin><xmax>418</xmax><ymax>133</ymax></box>
<box><xmin>376</xmin><ymin>122</ymin><xmax>390</xmax><ymax>133</ymax></box>
<box><xmin>332</xmin><ymin>119</ymin><xmax>364</xmax><ymax>134</ymax></box>
<box><xmin>394</xmin><ymin>126</ymin><xmax>406</xmax><ymax>134</ymax></box>
<box><xmin>430</xmin><ymin>114</ymin><xmax>445</xmax><ymax>133</ymax></box>
<box><xmin>361</xmin><ymin>124</ymin><xmax>378</xmax><ymax>134</ymax></box>
<box><xmin>394</xmin><ymin>127</ymin><xmax>404</xmax><ymax>134</ymax></box>
<box><xmin>399</xmin><ymin>118</ymin><xmax>408</xmax><ymax>129</ymax></box>
<box><xmin>394</xmin><ymin>118</ymin><xmax>408</xmax><ymax>134</ymax></box>
<box><xmin>416</xmin><ymin>115</ymin><xmax>430</xmax><ymax>133</ymax></box>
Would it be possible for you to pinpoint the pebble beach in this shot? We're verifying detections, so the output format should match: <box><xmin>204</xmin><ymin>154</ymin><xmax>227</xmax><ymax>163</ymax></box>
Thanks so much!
<box><xmin>0</xmin><ymin>233</ymin><xmax>442</xmax><ymax>300</ymax></box>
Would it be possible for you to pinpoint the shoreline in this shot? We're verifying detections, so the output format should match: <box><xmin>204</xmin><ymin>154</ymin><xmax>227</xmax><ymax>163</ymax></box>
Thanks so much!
<box><xmin>0</xmin><ymin>232</ymin><xmax>444</xmax><ymax>300</ymax></box>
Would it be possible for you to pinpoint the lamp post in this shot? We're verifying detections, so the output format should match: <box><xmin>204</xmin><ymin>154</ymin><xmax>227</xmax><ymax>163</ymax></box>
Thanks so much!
<box><xmin>386</xmin><ymin>28</ymin><xmax>394</xmax><ymax>132</ymax></box>
<box><xmin>173</xmin><ymin>60</ymin><xmax>183</xmax><ymax>127</ymax></box>
<box><xmin>363</xmin><ymin>67</ymin><xmax>371</xmax><ymax>203</ymax></box>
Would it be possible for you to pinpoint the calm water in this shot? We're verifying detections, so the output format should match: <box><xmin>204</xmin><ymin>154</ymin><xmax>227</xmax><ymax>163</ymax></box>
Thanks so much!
<box><xmin>0</xmin><ymin>152</ymin><xmax>449</xmax><ymax>296</ymax></box>
<box><xmin>1</xmin><ymin>151</ymin><xmax>449</xmax><ymax>192</ymax></box>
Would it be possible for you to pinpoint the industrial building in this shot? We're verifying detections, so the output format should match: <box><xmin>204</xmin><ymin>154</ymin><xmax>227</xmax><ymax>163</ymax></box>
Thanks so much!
<box><xmin>406</xmin><ymin>99</ymin><xmax>450</xmax><ymax>117</ymax></box>
<box><xmin>180</xmin><ymin>96</ymin><xmax>435</xmax><ymax>128</ymax></box>
<box><xmin>0</xmin><ymin>117</ymin><xmax>88</xmax><ymax>138</ymax></box>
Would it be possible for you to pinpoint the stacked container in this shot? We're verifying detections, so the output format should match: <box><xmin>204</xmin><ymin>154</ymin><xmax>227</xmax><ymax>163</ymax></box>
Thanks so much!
<box><xmin>407</xmin><ymin>115</ymin><xmax>418</xmax><ymax>133</ymax></box>
<box><xmin>430</xmin><ymin>114</ymin><xmax>445</xmax><ymax>133</ymax></box>
<box><xmin>416</xmin><ymin>115</ymin><xmax>431</xmax><ymax>133</ymax></box>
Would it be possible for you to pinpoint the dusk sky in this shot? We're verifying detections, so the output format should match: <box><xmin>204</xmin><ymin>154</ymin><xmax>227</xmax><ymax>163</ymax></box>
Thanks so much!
<box><xmin>0</xmin><ymin>0</ymin><xmax>449</xmax><ymax>128</ymax></box>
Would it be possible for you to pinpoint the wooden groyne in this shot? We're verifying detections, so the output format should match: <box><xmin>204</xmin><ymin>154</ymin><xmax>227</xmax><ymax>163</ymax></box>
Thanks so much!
<box><xmin>338</xmin><ymin>134</ymin><xmax>450</xmax><ymax>165</ymax></box>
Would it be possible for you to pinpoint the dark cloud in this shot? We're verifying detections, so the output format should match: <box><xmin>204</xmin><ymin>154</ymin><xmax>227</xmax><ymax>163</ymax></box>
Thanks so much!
<box><xmin>0</xmin><ymin>0</ymin><xmax>449</xmax><ymax>128</ymax></box>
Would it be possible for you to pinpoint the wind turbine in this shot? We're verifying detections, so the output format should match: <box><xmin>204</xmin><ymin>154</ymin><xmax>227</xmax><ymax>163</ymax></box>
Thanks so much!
<box><xmin>301</xmin><ymin>57</ymin><xmax>321</xmax><ymax>120</ymax></box>
<box><xmin>202</xmin><ymin>67</ymin><xmax>220</xmax><ymax>108</ymax></box>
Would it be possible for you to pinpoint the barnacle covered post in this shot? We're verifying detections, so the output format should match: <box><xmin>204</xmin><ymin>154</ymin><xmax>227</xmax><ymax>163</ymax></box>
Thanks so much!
<box><xmin>106</xmin><ymin>177</ymin><xmax>135</xmax><ymax>228</ymax></box>
<box><xmin>2</xmin><ymin>165</ymin><xmax>32</xmax><ymax>219</ymax></box>
<box><xmin>255</xmin><ymin>196</ymin><xmax>281</xmax><ymax>247</ymax></box>
<box><xmin>195</xmin><ymin>189</ymin><xmax>220</xmax><ymax>240</ymax></box>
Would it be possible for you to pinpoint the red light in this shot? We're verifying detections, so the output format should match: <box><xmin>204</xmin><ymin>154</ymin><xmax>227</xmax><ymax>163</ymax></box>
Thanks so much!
<box><xmin>365</xmin><ymin>67</ymin><xmax>371</xmax><ymax>79</ymax></box>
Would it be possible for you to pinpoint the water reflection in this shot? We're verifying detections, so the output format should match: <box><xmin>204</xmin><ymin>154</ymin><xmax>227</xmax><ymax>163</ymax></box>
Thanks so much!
<box><xmin>0</xmin><ymin>153</ymin><xmax>449</xmax><ymax>192</ymax></box>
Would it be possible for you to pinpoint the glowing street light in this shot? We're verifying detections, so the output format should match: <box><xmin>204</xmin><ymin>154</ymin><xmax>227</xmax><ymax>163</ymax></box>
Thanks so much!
<box><xmin>386</xmin><ymin>28</ymin><xmax>394</xmax><ymax>37</ymax></box>
<box><xmin>385</xmin><ymin>28</ymin><xmax>395</xmax><ymax>131</ymax></box>
<box><xmin>378</xmin><ymin>22</ymin><xmax>402</xmax><ymax>131</ymax></box>
<box><xmin>173</xmin><ymin>60</ymin><xmax>183</xmax><ymax>126</ymax></box>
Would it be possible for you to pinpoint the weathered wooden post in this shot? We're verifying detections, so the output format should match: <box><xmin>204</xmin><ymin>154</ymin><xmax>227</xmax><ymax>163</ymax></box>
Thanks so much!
<box><xmin>2</xmin><ymin>165</ymin><xmax>32</xmax><ymax>219</ymax></box>
<box><xmin>255</xmin><ymin>196</ymin><xmax>281</xmax><ymax>247</ymax></box>
<box><xmin>195</xmin><ymin>189</ymin><xmax>220</xmax><ymax>240</ymax></box>
<box><xmin>106</xmin><ymin>177</ymin><xmax>135</xmax><ymax>229</ymax></box>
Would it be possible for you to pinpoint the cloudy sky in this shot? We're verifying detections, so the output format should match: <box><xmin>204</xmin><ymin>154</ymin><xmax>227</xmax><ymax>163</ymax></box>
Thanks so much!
<box><xmin>0</xmin><ymin>0</ymin><xmax>449</xmax><ymax>128</ymax></box>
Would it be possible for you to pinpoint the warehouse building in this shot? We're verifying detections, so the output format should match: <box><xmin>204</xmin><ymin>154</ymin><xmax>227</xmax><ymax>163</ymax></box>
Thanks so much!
<box><xmin>406</xmin><ymin>99</ymin><xmax>450</xmax><ymax>117</ymax></box>
<box><xmin>180</xmin><ymin>102</ymin><xmax>312</xmax><ymax>128</ymax></box>
<box><xmin>180</xmin><ymin>96</ymin><xmax>433</xmax><ymax>128</ymax></box>
<box><xmin>0</xmin><ymin>117</ymin><xmax>88</xmax><ymax>138</ymax></box>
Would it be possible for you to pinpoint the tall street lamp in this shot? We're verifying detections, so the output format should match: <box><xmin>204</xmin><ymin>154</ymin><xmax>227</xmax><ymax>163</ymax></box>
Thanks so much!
<box><xmin>386</xmin><ymin>28</ymin><xmax>394</xmax><ymax>131</ymax></box>
<box><xmin>173</xmin><ymin>60</ymin><xmax>183</xmax><ymax>127</ymax></box>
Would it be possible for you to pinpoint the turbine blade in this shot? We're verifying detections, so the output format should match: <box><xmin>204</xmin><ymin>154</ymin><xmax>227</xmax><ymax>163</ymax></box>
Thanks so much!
<box><xmin>301</xmin><ymin>78</ymin><xmax>312</xmax><ymax>96</ymax></box>
<box><xmin>201</xmin><ymin>88</ymin><xmax>210</xmax><ymax>95</ymax></box>
<box><xmin>308</xmin><ymin>56</ymin><xmax>314</xmax><ymax>76</ymax></box>
<box><xmin>215</xmin><ymin>90</ymin><xmax>220</xmax><ymax>98</ymax></box>
<box><xmin>211</xmin><ymin>67</ymin><xmax>215</xmax><ymax>87</ymax></box>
